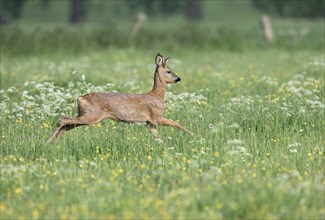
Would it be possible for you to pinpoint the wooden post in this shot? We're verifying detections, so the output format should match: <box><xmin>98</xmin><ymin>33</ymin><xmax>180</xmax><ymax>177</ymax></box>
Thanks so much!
<box><xmin>131</xmin><ymin>12</ymin><xmax>147</xmax><ymax>38</ymax></box>
<box><xmin>260</xmin><ymin>15</ymin><xmax>274</xmax><ymax>43</ymax></box>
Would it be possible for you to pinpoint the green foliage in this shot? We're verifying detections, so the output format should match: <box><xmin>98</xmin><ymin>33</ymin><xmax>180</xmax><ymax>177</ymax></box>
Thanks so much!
<box><xmin>1</xmin><ymin>18</ymin><xmax>324</xmax><ymax>57</ymax></box>
<box><xmin>126</xmin><ymin>0</ymin><xmax>186</xmax><ymax>16</ymax></box>
<box><xmin>1</xmin><ymin>0</ymin><xmax>27</xmax><ymax>19</ymax></box>
<box><xmin>252</xmin><ymin>0</ymin><xmax>324</xmax><ymax>18</ymax></box>
<box><xmin>0</xmin><ymin>0</ymin><xmax>198</xmax><ymax>24</ymax></box>
<box><xmin>0</xmin><ymin>24</ymin><xmax>245</xmax><ymax>56</ymax></box>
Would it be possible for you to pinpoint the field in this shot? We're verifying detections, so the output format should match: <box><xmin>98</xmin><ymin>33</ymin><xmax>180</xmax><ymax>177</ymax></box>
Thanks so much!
<box><xmin>1</xmin><ymin>8</ymin><xmax>325</xmax><ymax>220</ymax></box>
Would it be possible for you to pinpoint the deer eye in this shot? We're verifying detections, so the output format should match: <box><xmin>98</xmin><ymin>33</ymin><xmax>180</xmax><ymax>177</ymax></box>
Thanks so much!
<box><xmin>167</xmin><ymin>70</ymin><xmax>171</xmax><ymax>74</ymax></box>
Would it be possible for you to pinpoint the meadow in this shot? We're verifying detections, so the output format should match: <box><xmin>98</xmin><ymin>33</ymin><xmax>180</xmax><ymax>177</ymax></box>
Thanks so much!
<box><xmin>1</xmin><ymin>16</ymin><xmax>325</xmax><ymax>219</ymax></box>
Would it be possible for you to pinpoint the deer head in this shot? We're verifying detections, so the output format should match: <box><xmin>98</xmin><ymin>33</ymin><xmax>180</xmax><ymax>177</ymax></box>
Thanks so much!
<box><xmin>155</xmin><ymin>53</ymin><xmax>181</xmax><ymax>83</ymax></box>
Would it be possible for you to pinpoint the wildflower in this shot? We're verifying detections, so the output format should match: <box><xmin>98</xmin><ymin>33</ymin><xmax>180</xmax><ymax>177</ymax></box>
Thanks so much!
<box><xmin>155</xmin><ymin>138</ymin><xmax>164</xmax><ymax>143</ymax></box>
<box><xmin>228</xmin><ymin>123</ymin><xmax>240</xmax><ymax>128</ymax></box>
<box><xmin>216</xmin><ymin>202</ymin><xmax>223</xmax><ymax>209</ymax></box>
<box><xmin>15</xmin><ymin>188</ymin><xmax>23</xmax><ymax>194</ymax></box>
<box><xmin>226</xmin><ymin>139</ymin><xmax>245</xmax><ymax>145</ymax></box>
<box><xmin>230</xmin><ymin>202</ymin><xmax>239</xmax><ymax>211</ymax></box>
<box><xmin>227</xmin><ymin>146</ymin><xmax>252</xmax><ymax>157</ymax></box>
<box><xmin>32</xmin><ymin>209</ymin><xmax>40</xmax><ymax>218</ymax></box>
<box><xmin>288</xmin><ymin>142</ymin><xmax>301</xmax><ymax>150</ymax></box>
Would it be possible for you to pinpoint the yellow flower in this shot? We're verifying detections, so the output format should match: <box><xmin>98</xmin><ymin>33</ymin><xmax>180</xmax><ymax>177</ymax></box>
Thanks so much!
<box><xmin>32</xmin><ymin>209</ymin><xmax>40</xmax><ymax>218</ymax></box>
<box><xmin>230</xmin><ymin>202</ymin><xmax>239</xmax><ymax>211</ymax></box>
<box><xmin>39</xmin><ymin>184</ymin><xmax>45</xmax><ymax>190</ymax></box>
<box><xmin>216</xmin><ymin>202</ymin><xmax>223</xmax><ymax>209</ymax></box>
<box><xmin>15</xmin><ymin>188</ymin><xmax>23</xmax><ymax>194</ymax></box>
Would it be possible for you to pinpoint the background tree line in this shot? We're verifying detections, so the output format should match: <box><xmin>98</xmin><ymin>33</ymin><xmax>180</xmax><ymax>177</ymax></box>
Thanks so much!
<box><xmin>1</xmin><ymin>0</ymin><xmax>201</xmax><ymax>24</ymax></box>
<box><xmin>1</xmin><ymin>0</ymin><xmax>323</xmax><ymax>25</ymax></box>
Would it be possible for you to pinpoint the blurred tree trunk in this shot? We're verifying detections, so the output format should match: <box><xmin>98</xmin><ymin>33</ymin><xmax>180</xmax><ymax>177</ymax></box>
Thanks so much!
<box><xmin>0</xmin><ymin>0</ymin><xmax>26</xmax><ymax>24</ymax></box>
<box><xmin>185</xmin><ymin>0</ymin><xmax>202</xmax><ymax>21</ymax></box>
<box><xmin>0</xmin><ymin>14</ymin><xmax>6</xmax><ymax>24</ymax></box>
<box><xmin>70</xmin><ymin>0</ymin><xmax>86</xmax><ymax>23</ymax></box>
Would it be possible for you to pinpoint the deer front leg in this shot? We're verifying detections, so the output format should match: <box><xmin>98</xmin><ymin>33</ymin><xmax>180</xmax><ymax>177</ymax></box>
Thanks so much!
<box><xmin>146</xmin><ymin>122</ymin><xmax>159</xmax><ymax>138</ymax></box>
<box><xmin>158</xmin><ymin>118</ymin><xmax>194</xmax><ymax>136</ymax></box>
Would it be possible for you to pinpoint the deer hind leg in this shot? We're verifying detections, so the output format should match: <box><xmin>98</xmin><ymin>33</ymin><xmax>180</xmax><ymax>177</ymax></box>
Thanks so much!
<box><xmin>47</xmin><ymin>113</ymin><xmax>104</xmax><ymax>143</ymax></box>
<box><xmin>54</xmin><ymin>124</ymin><xmax>83</xmax><ymax>143</ymax></box>
<box><xmin>158</xmin><ymin>118</ymin><xmax>194</xmax><ymax>136</ymax></box>
<box><xmin>47</xmin><ymin>116</ymin><xmax>74</xmax><ymax>143</ymax></box>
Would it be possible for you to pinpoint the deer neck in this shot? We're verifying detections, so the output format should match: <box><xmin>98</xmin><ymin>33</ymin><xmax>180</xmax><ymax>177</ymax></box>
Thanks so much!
<box><xmin>149</xmin><ymin>72</ymin><xmax>166</xmax><ymax>100</ymax></box>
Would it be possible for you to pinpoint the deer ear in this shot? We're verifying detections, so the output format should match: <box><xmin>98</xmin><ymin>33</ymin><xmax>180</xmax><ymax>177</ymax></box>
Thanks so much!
<box><xmin>164</xmin><ymin>57</ymin><xmax>169</xmax><ymax>64</ymax></box>
<box><xmin>155</xmin><ymin>53</ymin><xmax>164</xmax><ymax>66</ymax></box>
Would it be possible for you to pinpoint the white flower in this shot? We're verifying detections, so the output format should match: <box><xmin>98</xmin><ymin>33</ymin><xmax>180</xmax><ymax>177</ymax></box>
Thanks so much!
<box><xmin>228</xmin><ymin>123</ymin><xmax>240</xmax><ymax>128</ymax></box>
<box><xmin>227</xmin><ymin>139</ymin><xmax>245</xmax><ymax>145</ymax></box>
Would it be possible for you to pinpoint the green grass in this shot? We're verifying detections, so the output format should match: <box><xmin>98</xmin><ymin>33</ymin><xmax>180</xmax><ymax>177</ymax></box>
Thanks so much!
<box><xmin>1</xmin><ymin>46</ymin><xmax>324</xmax><ymax>219</ymax></box>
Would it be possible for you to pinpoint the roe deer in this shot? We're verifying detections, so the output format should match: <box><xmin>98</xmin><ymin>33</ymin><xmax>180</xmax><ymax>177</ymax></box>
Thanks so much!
<box><xmin>47</xmin><ymin>53</ymin><xmax>193</xmax><ymax>143</ymax></box>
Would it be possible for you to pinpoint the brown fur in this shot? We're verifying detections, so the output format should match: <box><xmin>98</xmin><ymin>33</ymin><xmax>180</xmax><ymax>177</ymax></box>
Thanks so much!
<box><xmin>47</xmin><ymin>53</ymin><xmax>193</xmax><ymax>143</ymax></box>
